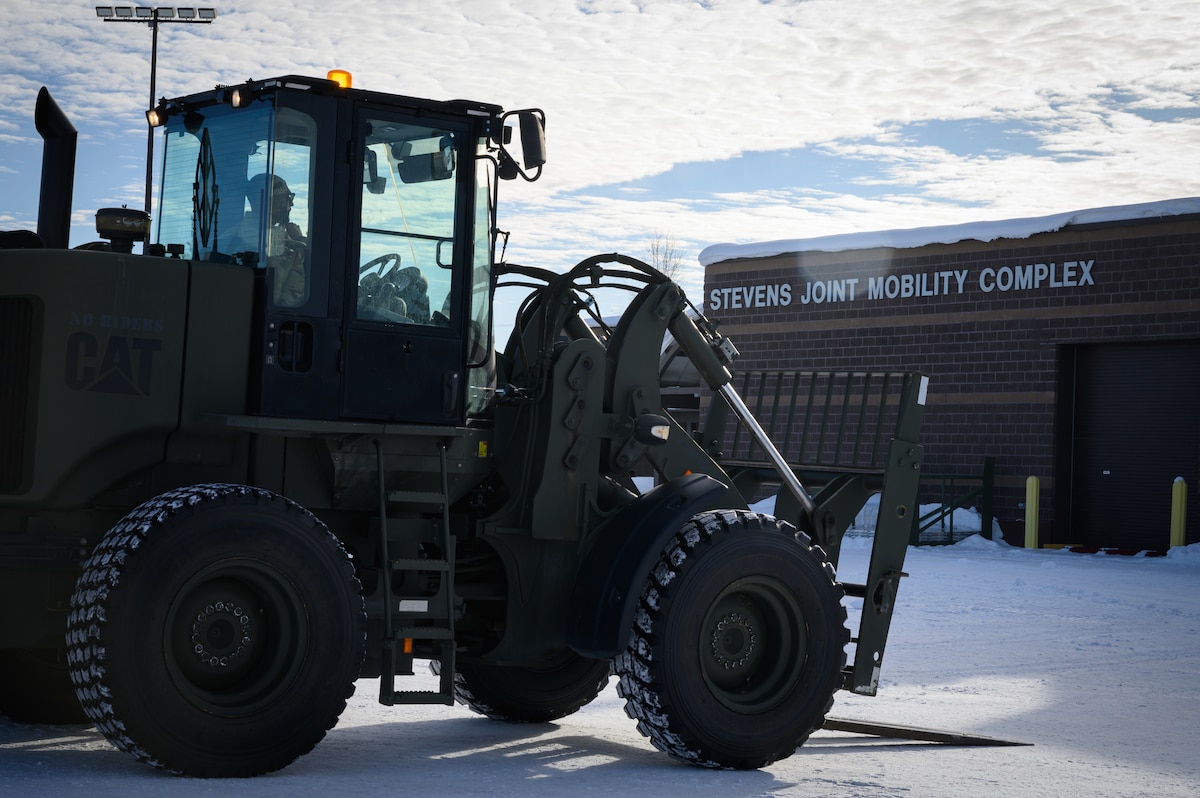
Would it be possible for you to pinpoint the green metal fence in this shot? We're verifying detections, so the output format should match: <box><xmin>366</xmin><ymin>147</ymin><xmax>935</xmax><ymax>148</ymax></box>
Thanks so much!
<box><xmin>911</xmin><ymin>457</ymin><xmax>995</xmax><ymax>545</ymax></box>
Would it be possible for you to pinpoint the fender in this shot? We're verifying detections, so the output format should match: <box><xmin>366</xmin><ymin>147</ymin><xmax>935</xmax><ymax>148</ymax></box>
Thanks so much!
<box><xmin>566</xmin><ymin>472</ymin><xmax>734</xmax><ymax>658</ymax></box>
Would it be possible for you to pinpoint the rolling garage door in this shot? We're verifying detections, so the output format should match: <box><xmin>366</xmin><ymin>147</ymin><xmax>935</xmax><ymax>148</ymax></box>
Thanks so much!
<box><xmin>1063</xmin><ymin>340</ymin><xmax>1200</xmax><ymax>550</ymax></box>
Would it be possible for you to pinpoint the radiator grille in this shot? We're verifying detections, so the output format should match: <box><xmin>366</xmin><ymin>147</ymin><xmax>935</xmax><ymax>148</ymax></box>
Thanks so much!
<box><xmin>0</xmin><ymin>298</ymin><xmax>34</xmax><ymax>493</ymax></box>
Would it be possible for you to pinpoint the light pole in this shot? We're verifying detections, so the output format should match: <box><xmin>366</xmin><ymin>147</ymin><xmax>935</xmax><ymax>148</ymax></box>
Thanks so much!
<box><xmin>95</xmin><ymin>7</ymin><xmax>217</xmax><ymax>229</ymax></box>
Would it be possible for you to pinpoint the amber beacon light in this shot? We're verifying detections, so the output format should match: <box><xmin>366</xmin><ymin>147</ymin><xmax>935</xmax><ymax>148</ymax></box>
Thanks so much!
<box><xmin>328</xmin><ymin>69</ymin><xmax>353</xmax><ymax>89</ymax></box>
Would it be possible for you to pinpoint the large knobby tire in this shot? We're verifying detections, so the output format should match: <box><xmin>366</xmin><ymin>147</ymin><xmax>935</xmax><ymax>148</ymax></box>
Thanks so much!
<box><xmin>65</xmin><ymin>484</ymin><xmax>366</xmax><ymax>777</ymax></box>
<box><xmin>614</xmin><ymin>509</ymin><xmax>848</xmax><ymax>769</ymax></box>
<box><xmin>439</xmin><ymin>652</ymin><xmax>611</xmax><ymax>723</ymax></box>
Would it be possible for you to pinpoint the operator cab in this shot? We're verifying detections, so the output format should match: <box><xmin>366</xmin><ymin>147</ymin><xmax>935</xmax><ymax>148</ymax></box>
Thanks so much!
<box><xmin>150</xmin><ymin>73</ymin><xmax>544</xmax><ymax>424</ymax></box>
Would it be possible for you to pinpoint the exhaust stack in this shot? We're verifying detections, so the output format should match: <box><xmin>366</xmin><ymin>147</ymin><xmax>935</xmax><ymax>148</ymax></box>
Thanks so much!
<box><xmin>34</xmin><ymin>87</ymin><xmax>76</xmax><ymax>249</ymax></box>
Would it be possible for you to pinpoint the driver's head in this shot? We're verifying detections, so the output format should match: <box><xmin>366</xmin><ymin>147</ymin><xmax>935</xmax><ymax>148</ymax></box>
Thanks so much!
<box><xmin>246</xmin><ymin>174</ymin><xmax>293</xmax><ymax>226</ymax></box>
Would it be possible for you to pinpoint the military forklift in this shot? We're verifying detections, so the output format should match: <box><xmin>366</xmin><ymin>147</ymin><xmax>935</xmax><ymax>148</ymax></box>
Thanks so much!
<box><xmin>0</xmin><ymin>72</ymin><xmax>928</xmax><ymax>776</ymax></box>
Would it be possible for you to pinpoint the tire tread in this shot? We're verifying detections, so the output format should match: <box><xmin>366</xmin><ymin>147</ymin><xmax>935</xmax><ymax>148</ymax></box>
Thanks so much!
<box><xmin>614</xmin><ymin>509</ymin><xmax>848</xmax><ymax>769</ymax></box>
<box><xmin>65</xmin><ymin>483</ymin><xmax>364</xmax><ymax>776</ymax></box>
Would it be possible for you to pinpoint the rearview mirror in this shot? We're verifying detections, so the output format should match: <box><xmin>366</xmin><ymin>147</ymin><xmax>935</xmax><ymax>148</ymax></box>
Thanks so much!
<box><xmin>364</xmin><ymin>148</ymin><xmax>387</xmax><ymax>194</ymax></box>
<box><xmin>392</xmin><ymin>136</ymin><xmax>456</xmax><ymax>183</ymax></box>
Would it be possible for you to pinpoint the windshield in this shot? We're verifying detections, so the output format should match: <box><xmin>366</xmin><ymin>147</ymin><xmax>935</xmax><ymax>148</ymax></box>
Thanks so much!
<box><xmin>156</xmin><ymin>102</ymin><xmax>316</xmax><ymax>308</ymax></box>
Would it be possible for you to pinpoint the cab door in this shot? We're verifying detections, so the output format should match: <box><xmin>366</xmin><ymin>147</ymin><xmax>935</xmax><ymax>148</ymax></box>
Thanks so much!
<box><xmin>341</xmin><ymin>110</ymin><xmax>472</xmax><ymax>423</ymax></box>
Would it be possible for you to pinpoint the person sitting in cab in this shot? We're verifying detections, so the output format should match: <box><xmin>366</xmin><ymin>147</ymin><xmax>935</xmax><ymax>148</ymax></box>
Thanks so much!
<box><xmin>231</xmin><ymin>173</ymin><xmax>307</xmax><ymax>307</ymax></box>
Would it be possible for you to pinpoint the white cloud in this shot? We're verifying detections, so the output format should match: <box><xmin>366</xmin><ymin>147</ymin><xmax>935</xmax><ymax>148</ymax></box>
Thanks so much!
<box><xmin>1</xmin><ymin>0</ymin><xmax>1197</xmax><ymax>260</ymax></box>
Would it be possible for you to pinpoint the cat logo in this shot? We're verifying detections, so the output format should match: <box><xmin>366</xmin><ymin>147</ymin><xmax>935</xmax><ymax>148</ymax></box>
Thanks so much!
<box><xmin>64</xmin><ymin>331</ymin><xmax>162</xmax><ymax>396</ymax></box>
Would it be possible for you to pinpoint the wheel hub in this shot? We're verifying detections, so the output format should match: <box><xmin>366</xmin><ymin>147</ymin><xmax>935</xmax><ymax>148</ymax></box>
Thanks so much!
<box><xmin>190</xmin><ymin>598</ymin><xmax>254</xmax><ymax>669</ymax></box>
<box><xmin>165</xmin><ymin>560</ymin><xmax>312</xmax><ymax>715</ymax></box>
<box><xmin>699</xmin><ymin>578</ymin><xmax>808</xmax><ymax>713</ymax></box>
<box><xmin>711</xmin><ymin>610</ymin><xmax>757</xmax><ymax>669</ymax></box>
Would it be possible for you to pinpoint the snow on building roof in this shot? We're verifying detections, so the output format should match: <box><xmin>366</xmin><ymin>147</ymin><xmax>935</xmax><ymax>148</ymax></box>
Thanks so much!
<box><xmin>698</xmin><ymin>197</ymin><xmax>1200</xmax><ymax>267</ymax></box>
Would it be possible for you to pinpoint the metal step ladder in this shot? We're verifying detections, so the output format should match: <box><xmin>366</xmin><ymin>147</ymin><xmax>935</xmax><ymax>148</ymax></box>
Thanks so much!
<box><xmin>374</xmin><ymin>441</ymin><xmax>457</xmax><ymax>706</ymax></box>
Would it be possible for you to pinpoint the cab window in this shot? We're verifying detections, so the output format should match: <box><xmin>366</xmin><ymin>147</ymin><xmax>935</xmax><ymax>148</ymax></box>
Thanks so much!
<box><xmin>156</xmin><ymin>104</ymin><xmax>317</xmax><ymax>310</ymax></box>
<box><xmin>356</xmin><ymin>117</ymin><xmax>460</xmax><ymax>326</ymax></box>
<box><xmin>230</xmin><ymin>109</ymin><xmax>316</xmax><ymax>308</ymax></box>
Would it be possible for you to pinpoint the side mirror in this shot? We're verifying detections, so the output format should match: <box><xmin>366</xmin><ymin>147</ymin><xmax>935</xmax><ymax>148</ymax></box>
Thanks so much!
<box><xmin>519</xmin><ymin>111</ymin><xmax>546</xmax><ymax>170</ymax></box>
<box><xmin>499</xmin><ymin>109</ymin><xmax>546</xmax><ymax>182</ymax></box>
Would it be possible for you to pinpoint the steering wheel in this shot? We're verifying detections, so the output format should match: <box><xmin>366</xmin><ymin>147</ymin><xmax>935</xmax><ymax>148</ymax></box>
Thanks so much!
<box><xmin>359</xmin><ymin>253</ymin><xmax>402</xmax><ymax>280</ymax></box>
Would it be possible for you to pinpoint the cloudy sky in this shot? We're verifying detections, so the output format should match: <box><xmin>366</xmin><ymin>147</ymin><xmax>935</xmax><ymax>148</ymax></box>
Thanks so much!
<box><xmin>2</xmin><ymin>0</ymin><xmax>1198</xmax><ymax>298</ymax></box>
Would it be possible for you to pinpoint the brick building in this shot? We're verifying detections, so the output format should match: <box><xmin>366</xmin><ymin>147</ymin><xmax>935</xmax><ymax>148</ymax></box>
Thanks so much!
<box><xmin>699</xmin><ymin>198</ymin><xmax>1200</xmax><ymax>550</ymax></box>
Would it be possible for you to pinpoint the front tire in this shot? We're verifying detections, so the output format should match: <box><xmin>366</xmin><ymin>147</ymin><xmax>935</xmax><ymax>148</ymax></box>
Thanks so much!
<box><xmin>66</xmin><ymin>484</ymin><xmax>365</xmax><ymax>777</ymax></box>
<box><xmin>614</xmin><ymin>510</ymin><xmax>847</xmax><ymax>769</ymax></box>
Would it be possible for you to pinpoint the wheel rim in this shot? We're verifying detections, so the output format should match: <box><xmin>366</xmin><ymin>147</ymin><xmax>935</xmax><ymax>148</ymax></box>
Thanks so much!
<box><xmin>164</xmin><ymin>559</ymin><xmax>309</xmax><ymax>715</ymax></box>
<box><xmin>699</xmin><ymin>577</ymin><xmax>807</xmax><ymax>713</ymax></box>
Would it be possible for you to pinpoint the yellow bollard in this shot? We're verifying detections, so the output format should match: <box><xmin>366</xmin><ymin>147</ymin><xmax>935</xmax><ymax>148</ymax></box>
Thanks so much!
<box><xmin>1170</xmin><ymin>477</ymin><xmax>1188</xmax><ymax>548</ymax></box>
<box><xmin>1025</xmin><ymin>476</ymin><xmax>1040</xmax><ymax>549</ymax></box>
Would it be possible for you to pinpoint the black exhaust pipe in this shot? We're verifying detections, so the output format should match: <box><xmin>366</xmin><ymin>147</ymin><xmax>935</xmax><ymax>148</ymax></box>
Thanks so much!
<box><xmin>34</xmin><ymin>87</ymin><xmax>76</xmax><ymax>250</ymax></box>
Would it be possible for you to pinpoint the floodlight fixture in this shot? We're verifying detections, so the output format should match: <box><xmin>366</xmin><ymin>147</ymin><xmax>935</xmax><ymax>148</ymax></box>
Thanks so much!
<box><xmin>92</xmin><ymin>6</ymin><xmax>219</xmax><ymax>230</ymax></box>
<box><xmin>95</xmin><ymin>7</ymin><xmax>217</xmax><ymax>24</ymax></box>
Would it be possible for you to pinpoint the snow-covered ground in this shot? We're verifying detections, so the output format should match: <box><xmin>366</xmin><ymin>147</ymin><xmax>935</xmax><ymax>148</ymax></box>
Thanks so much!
<box><xmin>3</xmin><ymin>531</ymin><xmax>1198</xmax><ymax>797</ymax></box>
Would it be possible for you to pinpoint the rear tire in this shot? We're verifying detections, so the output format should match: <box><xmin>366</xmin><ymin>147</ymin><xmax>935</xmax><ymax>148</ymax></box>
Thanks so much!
<box><xmin>444</xmin><ymin>652</ymin><xmax>611</xmax><ymax>723</ymax></box>
<box><xmin>614</xmin><ymin>509</ymin><xmax>847</xmax><ymax>769</ymax></box>
<box><xmin>66</xmin><ymin>484</ymin><xmax>365</xmax><ymax>777</ymax></box>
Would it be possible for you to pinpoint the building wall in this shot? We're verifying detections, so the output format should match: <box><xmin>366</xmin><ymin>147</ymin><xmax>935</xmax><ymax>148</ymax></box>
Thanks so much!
<box><xmin>702</xmin><ymin>214</ymin><xmax>1200</xmax><ymax>547</ymax></box>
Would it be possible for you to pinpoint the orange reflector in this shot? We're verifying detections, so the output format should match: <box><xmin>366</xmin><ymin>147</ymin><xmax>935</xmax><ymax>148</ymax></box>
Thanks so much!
<box><xmin>327</xmin><ymin>69</ymin><xmax>352</xmax><ymax>89</ymax></box>
<box><xmin>403</xmin><ymin>638</ymin><xmax>413</xmax><ymax>654</ymax></box>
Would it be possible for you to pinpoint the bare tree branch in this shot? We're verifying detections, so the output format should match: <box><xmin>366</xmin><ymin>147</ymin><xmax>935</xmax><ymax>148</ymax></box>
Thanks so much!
<box><xmin>646</xmin><ymin>231</ymin><xmax>684</xmax><ymax>280</ymax></box>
